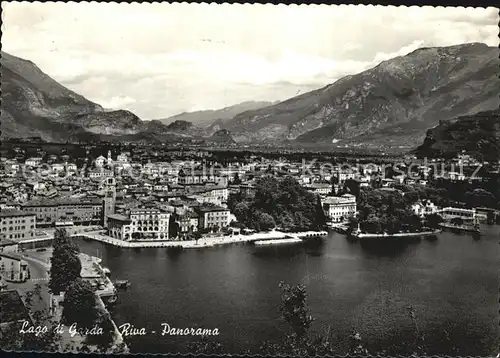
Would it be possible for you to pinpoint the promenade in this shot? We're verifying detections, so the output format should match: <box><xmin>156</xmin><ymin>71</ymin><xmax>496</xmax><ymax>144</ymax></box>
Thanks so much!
<box><xmin>75</xmin><ymin>230</ymin><xmax>328</xmax><ymax>249</ymax></box>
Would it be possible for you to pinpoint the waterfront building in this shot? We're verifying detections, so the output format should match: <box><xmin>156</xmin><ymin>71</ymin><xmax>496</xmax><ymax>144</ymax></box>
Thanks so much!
<box><xmin>439</xmin><ymin>207</ymin><xmax>476</xmax><ymax>220</ymax></box>
<box><xmin>0</xmin><ymin>210</ymin><xmax>36</xmax><ymax>241</ymax></box>
<box><xmin>195</xmin><ymin>205</ymin><xmax>231</xmax><ymax>230</ymax></box>
<box><xmin>22</xmin><ymin>198</ymin><xmax>102</xmax><ymax>227</ymax></box>
<box><xmin>177</xmin><ymin>212</ymin><xmax>199</xmax><ymax>234</ymax></box>
<box><xmin>107</xmin><ymin>208</ymin><xmax>170</xmax><ymax>240</ymax></box>
<box><xmin>322</xmin><ymin>194</ymin><xmax>357</xmax><ymax>223</ymax></box>
<box><xmin>412</xmin><ymin>200</ymin><xmax>439</xmax><ymax>217</ymax></box>
<box><xmin>0</xmin><ymin>253</ymin><xmax>29</xmax><ymax>282</ymax></box>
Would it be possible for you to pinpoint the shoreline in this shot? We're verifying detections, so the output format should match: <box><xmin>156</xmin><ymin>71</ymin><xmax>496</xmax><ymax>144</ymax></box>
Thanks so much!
<box><xmin>74</xmin><ymin>230</ymin><xmax>328</xmax><ymax>249</ymax></box>
<box><xmin>351</xmin><ymin>229</ymin><xmax>442</xmax><ymax>239</ymax></box>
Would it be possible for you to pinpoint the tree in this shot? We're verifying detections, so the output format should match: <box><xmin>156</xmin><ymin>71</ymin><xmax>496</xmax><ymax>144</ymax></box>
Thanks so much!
<box><xmin>425</xmin><ymin>213</ymin><xmax>443</xmax><ymax>229</ymax></box>
<box><xmin>258</xmin><ymin>212</ymin><xmax>275</xmax><ymax>231</ymax></box>
<box><xmin>278</xmin><ymin>282</ymin><xmax>314</xmax><ymax>341</ymax></box>
<box><xmin>85</xmin><ymin>309</ymin><xmax>116</xmax><ymax>351</ymax></box>
<box><xmin>313</xmin><ymin>196</ymin><xmax>327</xmax><ymax>230</ymax></box>
<box><xmin>194</xmin><ymin>231</ymin><xmax>202</xmax><ymax>244</ymax></box>
<box><xmin>168</xmin><ymin>215</ymin><xmax>179</xmax><ymax>239</ymax></box>
<box><xmin>62</xmin><ymin>278</ymin><xmax>98</xmax><ymax>328</ymax></box>
<box><xmin>233</xmin><ymin>173</ymin><xmax>242</xmax><ymax>185</ymax></box>
<box><xmin>49</xmin><ymin>229</ymin><xmax>82</xmax><ymax>295</ymax></box>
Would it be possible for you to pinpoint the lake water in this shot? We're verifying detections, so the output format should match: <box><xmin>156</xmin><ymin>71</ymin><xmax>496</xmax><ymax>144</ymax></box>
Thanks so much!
<box><xmin>76</xmin><ymin>226</ymin><xmax>499</xmax><ymax>355</ymax></box>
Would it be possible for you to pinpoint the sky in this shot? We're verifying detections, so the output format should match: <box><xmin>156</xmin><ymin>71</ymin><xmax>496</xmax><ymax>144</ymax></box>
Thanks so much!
<box><xmin>1</xmin><ymin>2</ymin><xmax>498</xmax><ymax>119</ymax></box>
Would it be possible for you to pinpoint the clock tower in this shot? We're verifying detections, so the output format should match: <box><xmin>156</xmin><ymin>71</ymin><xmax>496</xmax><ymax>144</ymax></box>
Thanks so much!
<box><xmin>102</xmin><ymin>177</ymin><xmax>116</xmax><ymax>227</ymax></box>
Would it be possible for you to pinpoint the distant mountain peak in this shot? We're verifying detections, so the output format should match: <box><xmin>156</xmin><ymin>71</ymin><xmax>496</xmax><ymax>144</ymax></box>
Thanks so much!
<box><xmin>217</xmin><ymin>43</ymin><xmax>498</xmax><ymax>150</ymax></box>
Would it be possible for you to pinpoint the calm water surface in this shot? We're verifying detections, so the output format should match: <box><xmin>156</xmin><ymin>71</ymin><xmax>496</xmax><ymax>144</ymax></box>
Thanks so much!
<box><xmin>76</xmin><ymin>227</ymin><xmax>499</xmax><ymax>355</ymax></box>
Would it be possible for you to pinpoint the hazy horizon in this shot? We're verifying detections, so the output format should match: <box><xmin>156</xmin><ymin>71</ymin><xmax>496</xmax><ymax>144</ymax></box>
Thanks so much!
<box><xmin>2</xmin><ymin>3</ymin><xmax>498</xmax><ymax>119</ymax></box>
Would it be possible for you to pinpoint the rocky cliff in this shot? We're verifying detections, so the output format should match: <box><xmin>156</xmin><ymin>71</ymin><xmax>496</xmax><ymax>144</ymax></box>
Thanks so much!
<box><xmin>414</xmin><ymin>109</ymin><xmax>500</xmax><ymax>161</ymax></box>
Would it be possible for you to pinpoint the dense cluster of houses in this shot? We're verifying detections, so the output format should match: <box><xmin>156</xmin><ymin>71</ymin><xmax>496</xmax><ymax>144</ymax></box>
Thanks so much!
<box><xmin>1</xmin><ymin>149</ymin><xmax>498</xmax><ymax>243</ymax></box>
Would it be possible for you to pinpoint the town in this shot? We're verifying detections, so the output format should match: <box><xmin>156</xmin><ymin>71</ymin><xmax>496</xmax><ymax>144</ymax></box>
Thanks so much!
<box><xmin>1</xmin><ymin>141</ymin><xmax>499</xmax><ymax>353</ymax></box>
<box><xmin>1</xmin><ymin>142</ymin><xmax>499</xmax><ymax>246</ymax></box>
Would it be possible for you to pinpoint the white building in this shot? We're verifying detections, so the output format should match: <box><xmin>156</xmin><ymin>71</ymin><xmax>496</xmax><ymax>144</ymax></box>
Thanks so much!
<box><xmin>322</xmin><ymin>194</ymin><xmax>357</xmax><ymax>223</ymax></box>
<box><xmin>25</xmin><ymin>157</ymin><xmax>43</xmax><ymax>167</ymax></box>
<box><xmin>439</xmin><ymin>207</ymin><xmax>476</xmax><ymax>220</ymax></box>
<box><xmin>412</xmin><ymin>200</ymin><xmax>439</xmax><ymax>217</ymax></box>
<box><xmin>195</xmin><ymin>206</ymin><xmax>231</xmax><ymax>230</ymax></box>
<box><xmin>107</xmin><ymin>208</ymin><xmax>170</xmax><ymax>241</ymax></box>
<box><xmin>338</xmin><ymin>171</ymin><xmax>357</xmax><ymax>183</ymax></box>
<box><xmin>0</xmin><ymin>253</ymin><xmax>29</xmax><ymax>282</ymax></box>
<box><xmin>117</xmin><ymin>153</ymin><xmax>129</xmax><ymax>163</ymax></box>
<box><xmin>308</xmin><ymin>183</ymin><xmax>331</xmax><ymax>196</ymax></box>
<box><xmin>95</xmin><ymin>155</ymin><xmax>106</xmax><ymax>167</ymax></box>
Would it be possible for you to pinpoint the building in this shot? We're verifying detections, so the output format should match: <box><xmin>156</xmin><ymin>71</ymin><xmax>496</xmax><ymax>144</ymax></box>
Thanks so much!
<box><xmin>95</xmin><ymin>155</ymin><xmax>106</xmax><ymax>167</ymax></box>
<box><xmin>439</xmin><ymin>207</ymin><xmax>475</xmax><ymax>220</ymax></box>
<box><xmin>107</xmin><ymin>208</ymin><xmax>170</xmax><ymax>241</ymax></box>
<box><xmin>0</xmin><ymin>239</ymin><xmax>19</xmax><ymax>253</ymax></box>
<box><xmin>0</xmin><ymin>210</ymin><xmax>37</xmax><ymax>241</ymax></box>
<box><xmin>88</xmin><ymin>169</ymin><xmax>114</xmax><ymax>178</ymax></box>
<box><xmin>338</xmin><ymin>171</ymin><xmax>357</xmax><ymax>183</ymax></box>
<box><xmin>102</xmin><ymin>178</ymin><xmax>117</xmax><ymax>227</ymax></box>
<box><xmin>177</xmin><ymin>169</ymin><xmax>220</xmax><ymax>185</ymax></box>
<box><xmin>0</xmin><ymin>253</ymin><xmax>29</xmax><ymax>282</ymax></box>
<box><xmin>22</xmin><ymin>198</ymin><xmax>102</xmax><ymax>227</ymax></box>
<box><xmin>195</xmin><ymin>205</ymin><xmax>231</xmax><ymax>230</ymax></box>
<box><xmin>412</xmin><ymin>200</ymin><xmax>439</xmax><ymax>217</ymax></box>
<box><xmin>177</xmin><ymin>212</ymin><xmax>199</xmax><ymax>234</ymax></box>
<box><xmin>322</xmin><ymin>194</ymin><xmax>357</xmax><ymax>223</ymax></box>
<box><xmin>308</xmin><ymin>183</ymin><xmax>331</xmax><ymax>196</ymax></box>
<box><xmin>25</xmin><ymin>157</ymin><xmax>43</xmax><ymax>167</ymax></box>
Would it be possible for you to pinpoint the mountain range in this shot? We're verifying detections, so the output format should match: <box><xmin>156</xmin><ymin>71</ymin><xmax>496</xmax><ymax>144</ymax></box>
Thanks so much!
<box><xmin>156</xmin><ymin>101</ymin><xmax>276</xmax><ymax>128</ymax></box>
<box><xmin>214</xmin><ymin>43</ymin><xmax>498</xmax><ymax>149</ymax></box>
<box><xmin>1</xmin><ymin>43</ymin><xmax>498</xmax><ymax>151</ymax></box>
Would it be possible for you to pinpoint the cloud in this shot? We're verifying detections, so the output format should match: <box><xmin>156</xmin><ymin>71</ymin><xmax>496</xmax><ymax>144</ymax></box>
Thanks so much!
<box><xmin>2</xmin><ymin>3</ymin><xmax>498</xmax><ymax>119</ymax></box>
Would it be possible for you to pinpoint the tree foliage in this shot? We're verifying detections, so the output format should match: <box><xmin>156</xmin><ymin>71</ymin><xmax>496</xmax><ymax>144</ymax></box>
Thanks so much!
<box><xmin>62</xmin><ymin>278</ymin><xmax>98</xmax><ymax>328</ymax></box>
<box><xmin>228</xmin><ymin>176</ymin><xmax>327</xmax><ymax>232</ymax></box>
<box><xmin>49</xmin><ymin>229</ymin><xmax>82</xmax><ymax>295</ymax></box>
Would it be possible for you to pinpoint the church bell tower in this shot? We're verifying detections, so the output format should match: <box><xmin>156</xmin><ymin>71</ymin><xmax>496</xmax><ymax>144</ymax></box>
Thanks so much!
<box><xmin>102</xmin><ymin>177</ymin><xmax>116</xmax><ymax>227</ymax></box>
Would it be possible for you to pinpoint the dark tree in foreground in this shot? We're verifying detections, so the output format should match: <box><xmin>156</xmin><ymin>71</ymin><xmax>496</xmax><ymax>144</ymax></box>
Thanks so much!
<box><xmin>278</xmin><ymin>282</ymin><xmax>314</xmax><ymax>340</ymax></box>
<box><xmin>168</xmin><ymin>215</ymin><xmax>179</xmax><ymax>239</ymax></box>
<box><xmin>49</xmin><ymin>229</ymin><xmax>82</xmax><ymax>295</ymax></box>
<box><xmin>62</xmin><ymin>278</ymin><xmax>98</xmax><ymax>328</ymax></box>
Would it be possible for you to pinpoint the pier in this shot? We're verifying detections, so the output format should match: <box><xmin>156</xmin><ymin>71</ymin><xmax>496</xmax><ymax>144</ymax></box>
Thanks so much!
<box><xmin>75</xmin><ymin>230</ymin><xmax>328</xmax><ymax>249</ymax></box>
<box><xmin>351</xmin><ymin>229</ymin><xmax>442</xmax><ymax>240</ymax></box>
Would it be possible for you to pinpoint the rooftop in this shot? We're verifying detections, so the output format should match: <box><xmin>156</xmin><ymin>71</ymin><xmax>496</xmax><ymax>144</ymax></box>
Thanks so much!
<box><xmin>107</xmin><ymin>214</ymin><xmax>131</xmax><ymax>222</ymax></box>
<box><xmin>22</xmin><ymin>197</ymin><xmax>102</xmax><ymax>207</ymax></box>
<box><xmin>195</xmin><ymin>205</ymin><xmax>229</xmax><ymax>213</ymax></box>
<box><xmin>0</xmin><ymin>209</ymin><xmax>35</xmax><ymax>218</ymax></box>
<box><xmin>0</xmin><ymin>239</ymin><xmax>18</xmax><ymax>247</ymax></box>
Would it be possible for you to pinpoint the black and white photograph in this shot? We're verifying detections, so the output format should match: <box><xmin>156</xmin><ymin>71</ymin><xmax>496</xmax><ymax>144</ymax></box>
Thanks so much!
<box><xmin>0</xmin><ymin>1</ymin><xmax>499</xmax><ymax>356</ymax></box>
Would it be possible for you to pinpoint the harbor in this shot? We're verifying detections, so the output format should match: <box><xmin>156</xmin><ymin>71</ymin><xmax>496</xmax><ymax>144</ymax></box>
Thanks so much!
<box><xmin>73</xmin><ymin>225</ymin><xmax>500</xmax><ymax>355</ymax></box>
<box><xmin>75</xmin><ymin>230</ymin><xmax>328</xmax><ymax>249</ymax></box>
<box><xmin>350</xmin><ymin>229</ymin><xmax>443</xmax><ymax>240</ymax></box>
<box><xmin>439</xmin><ymin>222</ymin><xmax>481</xmax><ymax>233</ymax></box>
